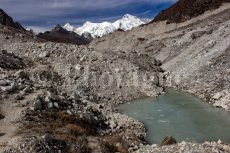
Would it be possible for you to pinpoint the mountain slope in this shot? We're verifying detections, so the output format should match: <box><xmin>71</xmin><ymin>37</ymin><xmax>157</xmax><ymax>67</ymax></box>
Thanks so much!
<box><xmin>90</xmin><ymin>3</ymin><xmax>230</xmax><ymax>111</ymax></box>
<box><xmin>37</xmin><ymin>25</ymin><xmax>91</xmax><ymax>45</ymax></box>
<box><xmin>64</xmin><ymin>14</ymin><xmax>145</xmax><ymax>38</ymax></box>
<box><xmin>1</xmin><ymin>1</ymin><xmax>230</xmax><ymax>153</ymax></box>
<box><xmin>0</xmin><ymin>9</ymin><xmax>25</xmax><ymax>31</ymax></box>
<box><xmin>152</xmin><ymin>0</ymin><xmax>230</xmax><ymax>23</ymax></box>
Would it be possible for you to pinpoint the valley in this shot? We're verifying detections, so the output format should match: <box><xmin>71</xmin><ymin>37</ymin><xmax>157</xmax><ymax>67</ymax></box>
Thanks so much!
<box><xmin>0</xmin><ymin>0</ymin><xmax>230</xmax><ymax>153</ymax></box>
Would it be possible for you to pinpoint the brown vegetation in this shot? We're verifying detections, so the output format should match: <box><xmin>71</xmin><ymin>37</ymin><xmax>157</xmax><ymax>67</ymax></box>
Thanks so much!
<box><xmin>16</xmin><ymin>110</ymin><xmax>128</xmax><ymax>153</ymax></box>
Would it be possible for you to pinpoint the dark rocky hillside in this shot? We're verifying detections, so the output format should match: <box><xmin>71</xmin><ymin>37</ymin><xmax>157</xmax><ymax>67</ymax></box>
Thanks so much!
<box><xmin>37</xmin><ymin>25</ymin><xmax>91</xmax><ymax>45</ymax></box>
<box><xmin>0</xmin><ymin>9</ymin><xmax>25</xmax><ymax>30</ymax></box>
<box><xmin>152</xmin><ymin>0</ymin><xmax>230</xmax><ymax>23</ymax></box>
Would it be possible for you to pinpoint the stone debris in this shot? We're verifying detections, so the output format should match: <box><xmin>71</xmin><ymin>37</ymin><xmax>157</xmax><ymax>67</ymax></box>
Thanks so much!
<box><xmin>0</xmin><ymin>3</ymin><xmax>230</xmax><ymax>153</ymax></box>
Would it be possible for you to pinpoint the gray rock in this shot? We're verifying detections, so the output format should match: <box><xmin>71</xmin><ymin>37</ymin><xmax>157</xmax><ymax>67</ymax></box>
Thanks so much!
<box><xmin>212</xmin><ymin>92</ymin><xmax>222</xmax><ymax>100</ymax></box>
<box><xmin>19</xmin><ymin>91</ymin><xmax>26</xmax><ymax>96</ymax></box>
<box><xmin>23</xmin><ymin>86</ymin><xmax>32</xmax><ymax>93</ymax></box>
<box><xmin>190</xmin><ymin>31</ymin><xmax>206</xmax><ymax>39</ymax></box>
<box><xmin>0</xmin><ymin>80</ymin><xmax>8</xmax><ymax>86</ymax></box>
<box><xmin>47</xmin><ymin>102</ymin><xmax>54</xmax><ymax>109</ymax></box>
<box><xmin>67</xmin><ymin>109</ymin><xmax>73</xmax><ymax>115</ymax></box>
<box><xmin>45</xmin><ymin>92</ymin><xmax>59</xmax><ymax>102</ymax></box>
<box><xmin>39</xmin><ymin>51</ymin><xmax>50</xmax><ymax>58</ymax></box>
<box><xmin>75</xmin><ymin>64</ymin><xmax>84</xmax><ymax>71</ymax></box>
<box><xmin>30</xmin><ymin>107</ymin><xmax>35</xmax><ymax>111</ymax></box>
<box><xmin>54</xmin><ymin>102</ymin><xmax>59</xmax><ymax>108</ymax></box>
<box><xmin>1</xmin><ymin>82</ymin><xmax>17</xmax><ymax>93</ymax></box>
<box><xmin>34</xmin><ymin>99</ymin><xmax>43</xmax><ymax>110</ymax></box>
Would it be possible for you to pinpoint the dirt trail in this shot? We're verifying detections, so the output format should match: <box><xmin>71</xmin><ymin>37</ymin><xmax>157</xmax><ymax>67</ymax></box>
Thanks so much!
<box><xmin>0</xmin><ymin>97</ymin><xmax>22</xmax><ymax>149</ymax></box>
<box><xmin>0</xmin><ymin>91</ymin><xmax>41</xmax><ymax>151</ymax></box>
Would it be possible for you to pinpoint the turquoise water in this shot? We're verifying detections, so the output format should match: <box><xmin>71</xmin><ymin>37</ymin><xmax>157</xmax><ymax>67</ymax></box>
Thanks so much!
<box><xmin>119</xmin><ymin>90</ymin><xmax>230</xmax><ymax>144</ymax></box>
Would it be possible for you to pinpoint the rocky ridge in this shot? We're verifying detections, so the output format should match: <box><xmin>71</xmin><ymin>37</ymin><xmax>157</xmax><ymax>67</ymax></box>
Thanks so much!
<box><xmin>37</xmin><ymin>25</ymin><xmax>91</xmax><ymax>45</ymax></box>
<box><xmin>152</xmin><ymin>0</ymin><xmax>230</xmax><ymax>23</ymax></box>
<box><xmin>0</xmin><ymin>9</ymin><xmax>25</xmax><ymax>31</ymax></box>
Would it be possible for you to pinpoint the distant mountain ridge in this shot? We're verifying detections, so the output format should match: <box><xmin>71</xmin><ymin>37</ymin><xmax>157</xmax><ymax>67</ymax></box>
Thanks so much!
<box><xmin>64</xmin><ymin>14</ymin><xmax>147</xmax><ymax>38</ymax></box>
<box><xmin>152</xmin><ymin>0</ymin><xmax>230</xmax><ymax>23</ymax></box>
<box><xmin>37</xmin><ymin>25</ymin><xmax>91</xmax><ymax>45</ymax></box>
<box><xmin>0</xmin><ymin>9</ymin><xmax>25</xmax><ymax>31</ymax></box>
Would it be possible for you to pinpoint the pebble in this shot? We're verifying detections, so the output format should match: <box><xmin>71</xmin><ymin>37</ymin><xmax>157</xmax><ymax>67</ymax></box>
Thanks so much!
<box><xmin>67</xmin><ymin>109</ymin><xmax>73</xmax><ymax>115</ymax></box>
<box><xmin>30</xmin><ymin>107</ymin><xmax>35</xmax><ymax>111</ymax></box>
<box><xmin>23</xmin><ymin>86</ymin><xmax>32</xmax><ymax>93</ymax></box>
<box><xmin>48</xmin><ymin>102</ymin><xmax>54</xmax><ymax>109</ymax></box>
<box><xmin>54</xmin><ymin>102</ymin><xmax>59</xmax><ymax>108</ymax></box>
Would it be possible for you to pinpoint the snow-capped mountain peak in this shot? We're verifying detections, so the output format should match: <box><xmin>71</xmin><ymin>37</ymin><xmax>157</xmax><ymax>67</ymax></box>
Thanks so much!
<box><xmin>63</xmin><ymin>23</ymin><xmax>75</xmax><ymax>32</ymax></box>
<box><xmin>83</xmin><ymin>21</ymin><xmax>94</xmax><ymax>26</ymax></box>
<box><xmin>122</xmin><ymin>14</ymin><xmax>138</xmax><ymax>20</ymax></box>
<box><xmin>63</xmin><ymin>14</ymin><xmax>147</xmax><ymax>38</ymax></box>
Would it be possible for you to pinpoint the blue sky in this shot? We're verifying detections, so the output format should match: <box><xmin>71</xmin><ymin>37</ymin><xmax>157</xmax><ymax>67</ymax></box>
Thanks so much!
<box><xmin>0</xmin><ymin>0</ymin><xmax>177</xmax><ymax>32</ymax></box>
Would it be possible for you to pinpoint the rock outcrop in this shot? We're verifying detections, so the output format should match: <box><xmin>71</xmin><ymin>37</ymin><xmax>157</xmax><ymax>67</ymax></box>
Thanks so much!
<box><xmin>152</xmin><ymin>0</ymin><xmax>230</xmax><ymax>23</ymax></box>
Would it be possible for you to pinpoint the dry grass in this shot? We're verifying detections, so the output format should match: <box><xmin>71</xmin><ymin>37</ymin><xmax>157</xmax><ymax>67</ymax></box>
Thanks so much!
<box><xmin>16</xmin><ymin>111</ymin><xmax>95</xmax><ymax>140</ymax></box>
<box><xmin>103</xmin><ymin>133</ymin><xmax>130</xmax><ymax>153</ymax></box>
<box><xmin>16</xmin><ymin>110</ymin><xmax>125</xmax><ymax>153</ymax></box>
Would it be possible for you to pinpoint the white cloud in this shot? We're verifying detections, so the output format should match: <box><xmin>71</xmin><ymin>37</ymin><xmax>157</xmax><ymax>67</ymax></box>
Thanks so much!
<box><xmin>26</xmin><ymin>26</ymin><xmax>50</xmax><ymax>33</ymax></box>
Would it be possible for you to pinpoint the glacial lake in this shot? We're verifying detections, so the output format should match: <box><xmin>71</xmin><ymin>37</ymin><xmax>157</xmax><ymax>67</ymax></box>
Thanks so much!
<box><xmin>119</xmin><ymin>90</ymin><xmax>230</xmax><ymax>144</ymax></box>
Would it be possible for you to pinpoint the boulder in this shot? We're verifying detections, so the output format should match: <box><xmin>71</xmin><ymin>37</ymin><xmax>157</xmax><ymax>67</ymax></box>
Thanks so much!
<box><xmin>190</xmin><ymin>31</ymin><xmax>206</xmax><ymax>39</ymax></box>
<box><xmin>75</xmin><ymin>64</ymin><xmax>84</xmax><ymax>71</ymax></box>
<box><xmin>47</xmin><ymin>102</ymin><xmax>54</xmax><ymax>109</ymax></box>
<box><xmin>0</xmin><ymin>80</ymin><xmax>9</xmax><ymax>86</ymax></box>
<box><xmin>23</xmin><ymin>86</ymin><xmax>32</xmax><ymax>93</ymax></box>
<box><xmin>161</xmin><ymin>136</ymin><xmax>177</xmax><ymax>146</ymax></box>
<box><xmin>212</xmin><ymin>92</ymin><xmax>222</xmax><ymax>100</ymax></box>
<box><xmin>33</xmin><ymin>99</ymin><xmax>43</xmax><ymax>110</ymax></box>
<box><xmin>67</xmin><ymin>109</ymin><xmax>73</xmax><ymax>115</ymax></box>
<box><xmin>45</xmin><ymin>92</ymin><xmax>60</xmax><ymax>102</ymax></box>
<box><xmin>39</xmin><ymin>51</ymin><xmax>50</xmax><ymax>58</ymax></box>
<box><xmin>53</xmin><ymin>102</ymin><xmax>59</xmax><ymax>108</ymax></box>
